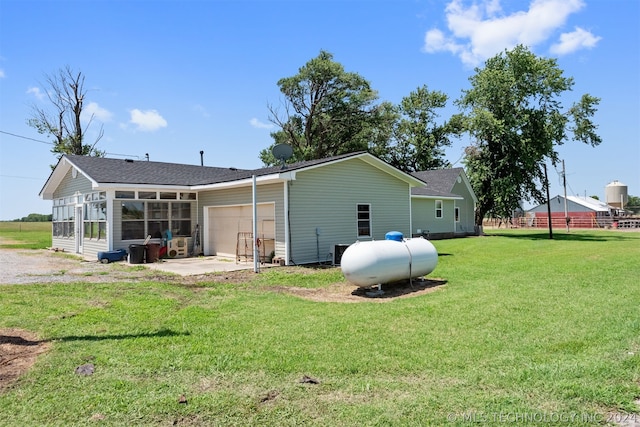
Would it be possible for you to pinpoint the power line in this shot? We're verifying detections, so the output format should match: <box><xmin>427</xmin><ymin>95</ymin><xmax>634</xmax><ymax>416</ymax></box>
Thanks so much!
<box><xmin>0</xmin><ymin>175</ymin><xmax>45</xmax><ymax>180</ymax></box>
<box><xmin>0</xmin><ymin>129</ymin><xmax>144</xmax><ymax>159</ymax></box>
<box><xmin>0</xmin><ymin>130</ymin><xmax>52</xmax><ymax>145</ymax></box>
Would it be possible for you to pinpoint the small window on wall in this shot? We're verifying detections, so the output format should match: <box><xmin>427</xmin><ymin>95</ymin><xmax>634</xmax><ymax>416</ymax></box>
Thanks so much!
<box><xmin>139</xmin><ymin>191</ymin><xmax>156</xmax><ymax>199</ymax></box>
<box><xmin>455</xmin><ymin>206</ymin><xmax>460</xmax><ymax>222</ymax></box>
<box><xmin>357</xmin><ymin>204</ymin><xmax>371</xmax><ymax>237</ymax></box>
<box><xmin>115</xmin><ymin>191</ymin><xmax>135</xmax><ymax>199</ymax></box>
<box><xmin>435</xmin><ymin>200</ymin><xmax>443</xmax><ymax>219</ymax></box>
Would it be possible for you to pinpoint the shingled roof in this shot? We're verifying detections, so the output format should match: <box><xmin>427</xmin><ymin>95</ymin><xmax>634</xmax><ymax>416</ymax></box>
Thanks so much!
<box><xmin>40</xmin><ymin>151</ymin><xmax>427</xmax><ymax>199</ymax></box>
<box><xmin>61</xmin><ymin>152</ymin><xmax>364</xmax><ymax>186</ymax></box>
<box><xmin>410</xmin><ymin>168</ymin><xmax>465</xmax><ymax>198</ymax></box>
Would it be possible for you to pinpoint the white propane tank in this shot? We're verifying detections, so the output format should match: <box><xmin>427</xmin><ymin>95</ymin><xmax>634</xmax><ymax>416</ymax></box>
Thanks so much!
<box><xmin>340</xmin><ymin>237</ymin><xmax>438</xmax><ymax>287</ymax></box>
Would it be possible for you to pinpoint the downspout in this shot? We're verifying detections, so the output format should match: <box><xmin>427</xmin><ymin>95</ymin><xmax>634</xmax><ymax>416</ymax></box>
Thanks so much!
<box><xmin>408</xmin><ymin>186</ymin><xmax>413</xmax><ymax>237</ymax></box>
<box><xmin>284</xmin><ymin>180</ymin><xmax>290</xmax><ymax>265</ymax></box>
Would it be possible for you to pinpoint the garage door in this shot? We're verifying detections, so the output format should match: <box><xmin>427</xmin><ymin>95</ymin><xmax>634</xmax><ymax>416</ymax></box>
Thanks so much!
<box><xmin>207</xmin><ymin>204</ymin><xmax>275</xmax><ymax>257</ymax></box>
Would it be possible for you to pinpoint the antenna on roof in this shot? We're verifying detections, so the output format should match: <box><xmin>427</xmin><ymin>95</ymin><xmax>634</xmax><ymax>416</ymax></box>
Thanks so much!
<box><xmin>271</xmin><ymin>144</ymin><xmax>293</xmax><ymax>170</ymax></box>
<box><xmin>145</xmin><ymin>153</ymin><xmax>149</xmax><ymax>161</ymax></box>
<box><xmin>200</xmin><ymin>150</ymin><xmax>204</xmax><ymax>166</ymax></box>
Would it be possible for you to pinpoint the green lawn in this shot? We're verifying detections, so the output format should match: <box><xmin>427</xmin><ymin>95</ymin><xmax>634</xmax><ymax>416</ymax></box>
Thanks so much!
<box><xmin>1</xmin><ymin>229</ymin><xmax>639</xmax><ymax>426</ymax></box>
<box><xmin>0</xmin><ymin>221</ymin><xmax>51</xmax><ymax>249</ymax></box>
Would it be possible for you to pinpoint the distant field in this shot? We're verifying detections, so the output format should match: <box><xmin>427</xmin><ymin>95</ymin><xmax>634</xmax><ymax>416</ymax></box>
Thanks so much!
<box><xmin>0</xmin><ymin>221</ymin><xmax>51</xmax><ymax>249</ymax></box>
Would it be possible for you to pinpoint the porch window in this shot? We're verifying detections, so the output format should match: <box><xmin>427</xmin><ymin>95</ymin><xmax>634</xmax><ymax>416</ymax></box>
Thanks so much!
<box><xmin>357</xmin><ymin>204</ymin><xmax>371</xmax><ymax>237</ymax></box>
<box><xmin>435</xmin><ymin>200</ymin><xmax>443</xmax><ymax>219</ymax></box>
<box><xmin>147</xmin><ymin>202</ymin><xmax>169</xmax><ymax>238</ymax></box>
<box><xmin>120</xmin><ymin>200</ymin><xmax>192</xmax><ymax>240</ymax></box>
<box><xmin>455</xmin><ymin>206</ymin><xmax>460</xmax><ymax>222</ymax></box>
<box><xmin>122</xmin><ymin>201</ymin><xmax>145</xmax><ymax>240</ymax></box>
<box><xmin>171</xmin><ymin>202</ymin><xmax>192</xmax><ymax>236</ymax></box>
<box><xmin>84</xmin><ymin>200</ymin><xmax>107</xmax><ymax>240</ymax></box>
<box><xmin>52</xmin><ymin>200</ymin><xmax>75</xmax><ymax>238</ymax></box>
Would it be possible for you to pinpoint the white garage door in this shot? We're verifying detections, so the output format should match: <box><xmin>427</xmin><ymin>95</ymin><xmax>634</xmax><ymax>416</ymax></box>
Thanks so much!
<box><xmin>207</xmin><ymin>204</ymin><xmax>275</xmax><ymax>258</ymax></box>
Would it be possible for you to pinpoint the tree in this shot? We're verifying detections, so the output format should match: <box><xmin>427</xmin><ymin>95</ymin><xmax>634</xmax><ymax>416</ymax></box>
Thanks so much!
<box><xmin>28</xmin><ymin>66</ymin><xmax>104</xmax><ymax>162</ymax></box>
<box><xmin>627</xmin><ymin>195</ymin><xmax>640</xmax><ymax>214</ymax></box>
<box><xmin>372</xmin><ymin>85</ymin><xmax>461</xmax><ymax>173</ymax></box>
<box><xmin>260</xmin><ymin>51</ymin><xmax>384</xmax><ymax>165</ymax></box>
<box><xmin>455</xmin><ymin>45</ymin><xmax>601</xmax><ymax>226</ymax></box>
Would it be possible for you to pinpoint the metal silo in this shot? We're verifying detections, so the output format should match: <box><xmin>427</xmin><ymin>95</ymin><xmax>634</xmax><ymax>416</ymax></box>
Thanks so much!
<box><xmin>605</xmin><ymin>180</ymin><xmax>628</xmax><ymax>209</ymax></box>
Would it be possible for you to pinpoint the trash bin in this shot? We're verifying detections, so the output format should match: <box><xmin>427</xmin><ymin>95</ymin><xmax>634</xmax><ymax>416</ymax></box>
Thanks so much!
<box><xmin>145</xmin><ymin>243</ymin><xmax>161</xmax><ymax>263</ymax></box>
<box><xmin>129</xmin><ymin>244</ymin><xmax>146</xmax><ymax>264</ymax></box>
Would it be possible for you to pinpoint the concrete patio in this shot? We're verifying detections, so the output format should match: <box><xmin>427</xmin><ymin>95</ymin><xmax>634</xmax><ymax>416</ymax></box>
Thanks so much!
<box><xmin>143</xmin><ymin>256</ymin><xmax>274</xmax><ymax>276</ymax></box>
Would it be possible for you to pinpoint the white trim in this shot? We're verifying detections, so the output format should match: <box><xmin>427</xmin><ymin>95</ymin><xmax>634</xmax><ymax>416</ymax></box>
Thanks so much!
<box><xmin>411</xmin><ymin>195</ymin><xmax>463</xmax><ymax>201</ymax></box>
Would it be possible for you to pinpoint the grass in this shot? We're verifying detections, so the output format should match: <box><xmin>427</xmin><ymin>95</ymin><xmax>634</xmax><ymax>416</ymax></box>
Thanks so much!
<box><xmin>0</xmin><ymin>221</ymin><xmax>51</xmax><ymax>249</ymax></box>
<box><xmin>1</xmin><ymin>228</ymin><xmax>639</xmax><ymax>426</ymax></box>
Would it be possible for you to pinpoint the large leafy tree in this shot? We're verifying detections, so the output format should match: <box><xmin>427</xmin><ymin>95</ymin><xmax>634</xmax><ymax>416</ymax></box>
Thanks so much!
<box><xmin>372</xmin><ymin>85</ymin><xmax>461</xmax><ymax>172</ymax></box>
<box><xmin>260</xmin><ymin>50</ymin><xmax>386</xmax><ymax>165</ymax></box>
<box><xmin>456</xmin><ymin>45</ymin><xmax>601</xmax><ymax>225</ymax></box>
<box><xmin>28</xmin><ymin>66</ymin><xmax>105</xmax><ymax>163</ymax></box>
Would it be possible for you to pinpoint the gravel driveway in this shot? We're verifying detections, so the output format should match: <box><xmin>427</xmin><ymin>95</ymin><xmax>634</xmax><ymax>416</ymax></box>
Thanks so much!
<box><xmin>0</xmin><ymin>248</ymin><xmax>156</xmax><ymax>285</ymax></box>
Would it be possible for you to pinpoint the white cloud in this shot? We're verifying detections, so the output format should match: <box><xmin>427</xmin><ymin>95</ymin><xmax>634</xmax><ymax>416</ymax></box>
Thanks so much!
<box><xmin>424</xmin><ymin>0</ymin><xmax>594</xmax><ymax>67</ymax></box>
<box><xmin>550</xmin><ymin>26</ymin><xmax>601</xmax><ymax>55</ymax></box>
<box><xmin>249</xmin><ymin>118</ymin><xmax>274</xmax><ymax>130</ymax></box>
<box><xmin>0</xmin><ymin>69</ymin><xmax>5</xmax><ymax>78</ymax></box>
<box><xmin>26</xmin><ymin>86</ymin><xmax>45</xmax><ymax>101</ymax></box>
<box><xmin>83</xmin><ymin>102</ymin><xmax>113</xmax><ymax>123</ymax></box>
<box><xmin>129</xmin><ymin>109</ymin><xmax>167</xmax><ymax>132</ymax></box>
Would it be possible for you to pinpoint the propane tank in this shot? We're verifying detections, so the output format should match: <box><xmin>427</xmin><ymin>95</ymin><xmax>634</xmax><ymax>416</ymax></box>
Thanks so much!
<box><xmin>340</xmin><ymin>236</ymin><xmax>438</xmax><ymax>287</ymax></box>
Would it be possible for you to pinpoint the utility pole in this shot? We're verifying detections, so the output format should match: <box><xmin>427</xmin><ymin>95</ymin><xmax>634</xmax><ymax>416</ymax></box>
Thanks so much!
<box><xmin>544</xmin><ymin>163</ymin><xmax>553</xmax><ymax>239</ymax></box>
<box><xmin>562</xmin><ymin>160</ymin><xmax>569</xmax><ymax>232</ymax></box>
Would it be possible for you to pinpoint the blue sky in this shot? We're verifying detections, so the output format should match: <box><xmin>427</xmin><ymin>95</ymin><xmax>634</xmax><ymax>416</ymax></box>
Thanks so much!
<box><xmin>1</xmin><ymin>0</ymin><xmax>638</xmax><ymax>220</ymax></box>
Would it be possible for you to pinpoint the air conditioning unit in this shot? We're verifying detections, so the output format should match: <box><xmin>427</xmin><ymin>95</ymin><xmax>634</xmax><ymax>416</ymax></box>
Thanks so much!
<box><xmin>333</xmin><ymin>244</ymin><xmax>350</xmax><ymax>266</ymax></box>
<box><xmin>167</xmin><ymin>237</ymin><xmax>188</xmax><ymax>258</ymax></box>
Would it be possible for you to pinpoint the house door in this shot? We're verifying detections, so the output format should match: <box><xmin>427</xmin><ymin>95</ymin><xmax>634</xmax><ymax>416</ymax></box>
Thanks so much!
<box><xmin>206</xmin><ymin>204</ymin><xmax>275</xmax><ymax>258</ymax></box>
<box><xmin>75</xmin><ymin>206</ymin><xmax>83</xmax><ymax>254</ymax></box>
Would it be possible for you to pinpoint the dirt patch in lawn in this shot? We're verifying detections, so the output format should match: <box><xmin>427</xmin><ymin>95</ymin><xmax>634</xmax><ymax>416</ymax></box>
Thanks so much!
<box><xmin>269</xmin><ymin>277</ymin><xmax>447</xmax><ymax>303</ymax></box>
<box><xmin>0</xmin><ymin>328</ymin><xmax>50</xmax><ymax>392</ymax></box>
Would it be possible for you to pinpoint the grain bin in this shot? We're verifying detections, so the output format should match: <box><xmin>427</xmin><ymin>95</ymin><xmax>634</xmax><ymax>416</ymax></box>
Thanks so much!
<box><xmin>605</xmin><ymin>180</ymin><xmax>628</xmax><ymax>209</ymax></box>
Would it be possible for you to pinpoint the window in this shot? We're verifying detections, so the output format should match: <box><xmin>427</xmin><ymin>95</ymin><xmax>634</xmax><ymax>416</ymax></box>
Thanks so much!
<box><xmin>171</xmin><ymin>202</ymin><xmax>192</xmax><ymax>236</ymax></box>
<box><xmin>357</xmin><ymin>204</ymin><xmax>371</xmax><ymax>237</ymax></box>
<box><xmin>455</xmin><ymin>206</ymin><xmax>460</xmax><ymax>222</ymax></box>
<box><xmin>84</xmin><ymin>198</ymin><xmax>107</xmax><ymax>240</ymax></box>
<box><xmin>139</xmin><ymin>191</ymin><xmax>156</xmax><ymax>199</ymax></box>
<box><xmin>147</xmin><ymin>202</ymin><xmax>169</xmax><ymax>238</ymax></box>
<box><xmin>120</xmin><ymin>200</ymin><xmax>193</xmax><ymax>240</ymax></box>
<box><xmin>52</xmin><ymin>201</ymin><xmax>75</xmax><ymax>238</ymax></box>
<box><xmin>159</xmin><ymin>192</ymin><xmax>176</xmax><ymax>200</ymax></box>
<box><xmin>115</xmin><ymin>191</ymin><xmax>135</xmax><ymax>199</ymax></box>
<box><xmin>122</xmin><ymin>201</ymin><xmax>145</xmax><ymax>240</ymax></box>
<box><xmin>435</xmin><ymin>200</ymin><xmax>443</xmax><ymax>219</ymax></box>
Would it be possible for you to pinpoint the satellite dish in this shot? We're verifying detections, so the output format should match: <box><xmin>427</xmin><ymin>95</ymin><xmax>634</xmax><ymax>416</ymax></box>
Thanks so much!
<box><xmin>271</xmin><ymin>143</ymin><xmax>293</xmax><ymax>169</ymax></box>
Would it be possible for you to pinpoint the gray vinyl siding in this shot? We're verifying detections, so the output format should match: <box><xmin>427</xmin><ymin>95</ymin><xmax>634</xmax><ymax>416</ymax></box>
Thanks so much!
<box><xmin>411</xmin><ymin>198</ymin><xmax>456</xmax><ymax>235</ymax></box>
<box><xmin>288</xmin><ymin>158</ymin><xmax>411</xmax><ymax>265</ymax></box>
<box><xmin>52</xmin><ymin>168</ymin><xmax>93</xmax><ymax>198</ymax></box>
<box><xmin>198</xmin><ymin>183</ymin><xmax>285</xmax><ymax>258</ymax></box>
<box><xmin>51</xmin><ymin>234</ymin><xmax>76</xmax><ymax>253</ymax></box>
<box><xmin>82</xmin><ymin>238</ymin><xmax>109</xmax><ymax>260</ymax></box>
<box><xmin>450</xmin><ymin>180</ymin><xmax>476</xmax><ymax>234</ymax></box>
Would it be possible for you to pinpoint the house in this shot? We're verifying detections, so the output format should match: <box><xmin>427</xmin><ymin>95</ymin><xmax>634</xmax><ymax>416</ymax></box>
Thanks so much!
<box><xmin>525</xmin><ymin>195</ymin><xmax>614</xmax><ymax>228</ymax></box>
<box><xmin>411</xmin><ymin>168</ymin><xmax>478</xmax><ymax>239</ymax></box>
<box><xmin>40</xmin><ymin>153</ymin><xmax>480</xmax><ymax>264</ymax></box>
